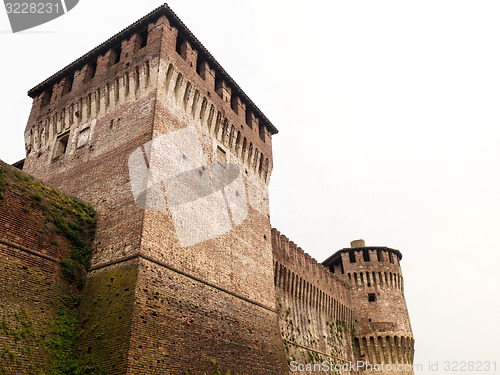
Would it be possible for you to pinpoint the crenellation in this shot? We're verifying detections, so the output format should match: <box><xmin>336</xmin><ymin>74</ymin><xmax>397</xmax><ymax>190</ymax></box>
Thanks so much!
<box><xmin>120</xmin><ymin>32</ymin><xmax>145</xmax><ymax>62</ymax></box>
<box><xmin>304</xmin><ymin>252</ymin><xmax>312</xmax><ymax>271</ymax></box>
<box><xmin>25</xmin><ymin>54</ymin><xmax>159</xmax><ymax>163</ymax></box>
<box><xmin>196</xmin><ymin>59</ymin><xmax>210</xmax><ymax>82</ymax></box>
<box><xmin>272</xmin><ymin>229</ymin><xmax>353</xmax><ymax>368</ymax></box>
<box><xmin>246</xmin><ymin>110</ymin><xmax>257</xmax><ymax>129</ymax></box>
<box><xmin>180</xmin><ymin>39</ymin><xmax>198</xmax><ymax>69</ymax></box>
<box><xmin>50</xmin><ymin>76</ymin><xmax>73</xmax><ymax>104</ymax></box>
<box><xmin>324</xmin><ymin>242</ymin><xmax>414</xmax><ymax>374</ymax></box>
<box><xmin>9</xmin><ymin>4</ymin><xmax>415</xmax><ymax>374</ymax></box>
<box><xmin>39</xmin><ymin>89</ymin><xmax>52</xmax><ymax>108</ymax></box>
<box><xmin>95</xmin><ymin>48</ymin><xmax>118</xmax><ymax>77</ymax></box>
<box><xmin>231</xmin><ymin>95</ymin><xmax>244</xmax><ymax>117</ymax></box>
<box><xmin>72</xmin><ymin>63</ymin><xmax>95</xmax><ymax>92</ymax></box>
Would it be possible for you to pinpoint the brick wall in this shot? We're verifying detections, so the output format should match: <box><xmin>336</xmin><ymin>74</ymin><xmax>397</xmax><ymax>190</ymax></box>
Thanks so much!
<box><xmin>21</xmin><ymin>6</ymin><xmax>287</xmax><ymax>374</ymax></box>
<box><xmin>0</xmin><ymin>163</ymin><xmax>82</xmax><ymax>373</ymax></box>
<box><xmin>323</xmin><ymin>244</ymin><xmax>415</xmax><ymax>375</ymax></box>
<box><xmin>272</xmin><ymin>229</ymin><xmax>356</xmax><ymax>373</ymax></box>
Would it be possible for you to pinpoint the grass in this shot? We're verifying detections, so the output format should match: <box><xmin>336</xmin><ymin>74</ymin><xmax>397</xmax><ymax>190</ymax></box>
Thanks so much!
<box><xmin>1</xmin><ymin>162</ymin><xmax>97</xmax><ymax>288</ymax></box>
<box><xmin>0</xmin><ymin>162</ymin><xmax>99</xmax><ymax>374</ymax></box>
<box><xmin>0</xmin><ymin>166</ymin><xmax>8</xmax><ymax>201</ymax></box>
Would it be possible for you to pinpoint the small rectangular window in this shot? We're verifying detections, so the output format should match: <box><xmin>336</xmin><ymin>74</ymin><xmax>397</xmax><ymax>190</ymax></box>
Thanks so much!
<box><xmin>349</xmin><ymin>250</ymin><xmax>356</xmax><ymax>263</ymax></box>
<box><xmin>216</xmin><ymin>146</ymin><xmax>226</xmax><ymax>164</ymax></box>
<box><xmin>54</xmin><ymin>132</ymin><xmax>70</xmax><ymax>159</ymax></box>
<box><xmin>368</xmin><ymin>293</ymin><xmax>376</xmax><ymax>303</ymax></box>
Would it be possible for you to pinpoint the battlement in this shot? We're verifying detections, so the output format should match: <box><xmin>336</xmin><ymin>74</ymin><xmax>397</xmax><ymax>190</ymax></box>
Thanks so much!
<box><xmin>271</xmin><ymin>228</ymin><xmax>352</xmax><ymax>318</ymax></box>
<box><xmin>272</xmin><ymin>228</ymin><xmax>349</xmax><ymax>288</ymax></box>
<box><xmin>19</xmin><ymin>6</ymin><xmax>287</xmax><ymax>372</ymax></box>
<box><xmin>323</xmin><ymin>243</ymin><xmax>405</xmax><ymax>293</ymax></box>
<box><xmin>10</xmin><ymin>3</ymin><xmax>415</xmax><ymax>372</ymax></box>
<box><xmin>271</xmin><ymin>228</ymin><xmax>356</xmax><ymax>366</ymax></box>
<box><xmin>323</xmin><ymin>240</ymin><xmax>415</xmax><ymax>371</ymax></box>
<box><xmin>158</xmin><ymin>54</ymin><xmax>273</xmax><ymax>182</ymax></box>
<box><xmin>324</xmin><ymin>245</ymin><xmax>402</xmax><ymax>272</ymax></box>
<box><xmin>25</xmin><ymin>4</ymin><xmax>274</xmax><ymax>183</ymax></box>
<box><xmin>27</xmin><ymin>5</ymin><xmax>277</xmax><ymax>137</ymax></box>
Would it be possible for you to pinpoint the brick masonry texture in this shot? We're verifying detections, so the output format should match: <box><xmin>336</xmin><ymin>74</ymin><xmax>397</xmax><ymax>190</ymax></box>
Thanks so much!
<box><xmin>0</xmin><ymin>161</ymin><xmax>95</xmax><ymax>374</ymax></box>
<box><xmin>21</xmin><ymin>5</ymin><xmax>286</xmax><ymax>374</ymax></box>
<box><xmin>1</xmin><ymin>4</ymin><xmax>414</xmax><ymax>375</ymax></box>
<box><xmin>272</xmin><ymin>229</ymin><xmax>356</xmax><ymax>367</ymax></box>
<box><xmin>323</xmin><ymin>244</ymin><xmax>415</xmax><ymax>375</ymax></box>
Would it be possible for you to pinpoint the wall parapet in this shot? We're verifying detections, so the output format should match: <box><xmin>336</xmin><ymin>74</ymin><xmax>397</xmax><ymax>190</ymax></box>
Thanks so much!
<box><xmin>271</xmin><ymin>228</ymin><xmax>353</xmax><ymax>322</ymax></box>
<box><xmin>27</xmin><ymin>3</ymin><xmax>277</xmax><ymax>136</ymax></box>
<box><xmin>272</xmin><ymin>228</ymin><xmax>350</xmax><ymax>289</ymax></box>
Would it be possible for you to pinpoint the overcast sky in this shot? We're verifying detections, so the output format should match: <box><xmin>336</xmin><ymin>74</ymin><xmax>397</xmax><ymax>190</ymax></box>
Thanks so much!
<box><xmin>1</xmin><ymin>1</ymin><xmax>499</xmax><ymax>373</ymax></box>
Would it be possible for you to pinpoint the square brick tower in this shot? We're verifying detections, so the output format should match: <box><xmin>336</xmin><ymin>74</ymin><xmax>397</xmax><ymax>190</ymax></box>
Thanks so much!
<box><xmin>22</xmin><ymin>4</ymin><xmax>287</xmax><ymax>374</ymax></box>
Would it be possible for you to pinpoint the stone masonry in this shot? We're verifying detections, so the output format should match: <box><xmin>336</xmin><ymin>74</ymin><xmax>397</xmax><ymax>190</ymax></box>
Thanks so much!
<box><xmin>0</xmin><ymin>3</ymin><xmax>414</xmax><ymax>374</ymax></box>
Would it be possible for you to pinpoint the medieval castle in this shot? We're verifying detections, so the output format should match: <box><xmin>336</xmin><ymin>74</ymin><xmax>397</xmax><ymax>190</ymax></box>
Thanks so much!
<box><xmin>0</xmin><ymin>4</ymin><xmax>414</xmax><ymax>374</ymax></box>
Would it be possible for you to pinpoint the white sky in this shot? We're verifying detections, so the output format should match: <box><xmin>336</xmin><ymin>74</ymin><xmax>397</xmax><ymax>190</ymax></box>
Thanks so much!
<box><xmin>1</xmin><ymin>1</ymin><xmax>499</xmax><ymax>373</ymax></box>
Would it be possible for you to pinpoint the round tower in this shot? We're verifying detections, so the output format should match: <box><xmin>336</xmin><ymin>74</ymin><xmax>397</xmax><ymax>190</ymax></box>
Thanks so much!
<box><xmin>323</xmin><ymin>240</ymin><xmax>414</xmax><ymax>374</ymax></box>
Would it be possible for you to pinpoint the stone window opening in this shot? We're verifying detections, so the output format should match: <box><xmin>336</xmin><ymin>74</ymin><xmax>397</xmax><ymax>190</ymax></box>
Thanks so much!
<box><xmin>363</xmin><ymin>249</ymin><xmax>370</xmax><ymax>262</ymax></box>
<box><xmin>368</xmin><ymin>293</ymin><xmax>376</xmax><ymax>303</ymax></box>
<box><xmin>349</xmin><ymin>250</ymin><xmax>356</xmax><ymax>263</ymax></box>
<box><xmin>53</xmin><ymin>132</ymin><xmax>70</xmax><ymax>159</ymax></box>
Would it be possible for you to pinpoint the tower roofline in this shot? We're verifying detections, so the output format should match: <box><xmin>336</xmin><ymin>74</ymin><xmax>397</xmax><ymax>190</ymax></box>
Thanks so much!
<box><xmin>322</xmin><ymin>246</ymin><xmax>403</xmax><ymax>267</ymax></box>
<box><xmin>27</xmin><ymin>3</ymin><xmax>278</xmax><ymax>135</ymax></box>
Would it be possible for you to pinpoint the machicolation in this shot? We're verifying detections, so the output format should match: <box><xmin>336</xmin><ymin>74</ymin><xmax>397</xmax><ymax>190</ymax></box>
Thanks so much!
<box><xmin>0</xmin><ymin>3</ymin><xmax>414</xmax><ymax>374</ymax></box>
